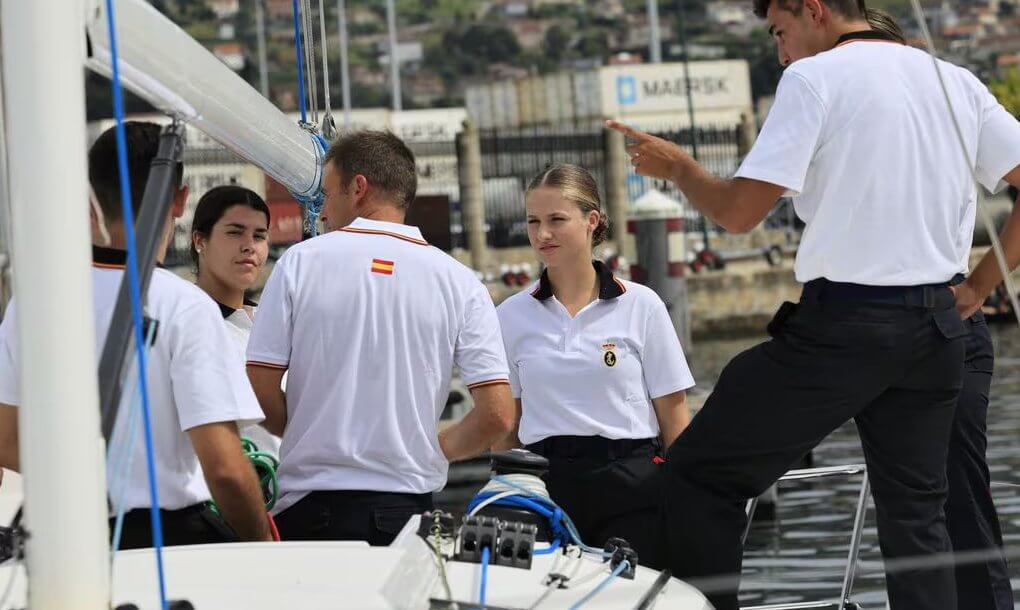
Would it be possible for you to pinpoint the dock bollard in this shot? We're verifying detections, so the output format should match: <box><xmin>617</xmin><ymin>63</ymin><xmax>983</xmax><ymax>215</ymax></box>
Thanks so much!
<box><xmin>627</xmin><ymin>191</ymin><xmax>691</xmax><ymax>350</ymax></box>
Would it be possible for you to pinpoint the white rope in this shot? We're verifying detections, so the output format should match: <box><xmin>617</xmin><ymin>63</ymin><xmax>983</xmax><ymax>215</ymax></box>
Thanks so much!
<box><xmin>476</xmin><ymin>473</ymin><xmax>553</xmax><ymax>501</ymax></box>
<box><xmin>316</xmin><ymin>0</ymin><xmax>332</xmax><ymax>117</ymax></box>
<box><xmin>907</xmin><ymin>0</ymin><xmax>1020</xmax><ymax>330</ymax></box>
<box><xmin>471</xmin><ymin>474</ymin><xmax>610</xmax><ymax>557</ymax></box>
<box><xmin>301</xmin><ymin>0</ymin><xmax>318</xmax><ymax>125</ymax></box>
<box><xmin>567</xmin><ymin>562</ymin><xmax>612</xmax><ymax>589</ymax></box>
<box><xmin>528</xmin><ymin>549</ymin><xmax>572</xmax><ymax>610</ymax></box>
<box><xmin>468</xmin><ymin>490</ymin><xmax>516</xmax><ymax>516</ymax></box>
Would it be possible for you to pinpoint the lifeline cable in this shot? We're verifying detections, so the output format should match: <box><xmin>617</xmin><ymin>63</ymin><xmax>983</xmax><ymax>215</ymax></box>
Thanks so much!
<box><xmin>908</xmin><ymin>0</ymin><xmax>1020</xmax><ymax>328</ymax></box>
<box><xmin>108</xmin><ymin>321</ymin><xmax>157</xmax><ymax>561</ymax></box>
<box><xmin>290</xmin><ymin>0</ymin><xmax>308</xmax><ymax>124</ymax></box>
<box><xmin>317</xmin><ymin>0</ymin><xmax>332</xmax><ymax>118</ymax></box>
<box><xmin>301</xmin><ymin>0</ymin><xmax>319</xmax><ymax>126</ymax></box>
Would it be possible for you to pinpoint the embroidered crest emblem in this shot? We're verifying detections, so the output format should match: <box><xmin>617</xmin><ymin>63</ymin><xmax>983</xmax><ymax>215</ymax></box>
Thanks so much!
<box><xmin>602</xmin><ymin>341</ymin><xmax>617</xmax><ymax>367</ymax></box>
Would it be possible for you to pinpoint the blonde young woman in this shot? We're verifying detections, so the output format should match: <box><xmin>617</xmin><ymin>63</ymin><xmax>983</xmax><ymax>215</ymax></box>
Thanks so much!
<box><xmin>496</xmin><ymin>164</ymin><xmax>694</xmax><ymax>568</ymax></box>
<box><xmin>191</xmin><ymin>185</ymin><xmax>280</xmax><ymax>456</ymax></box>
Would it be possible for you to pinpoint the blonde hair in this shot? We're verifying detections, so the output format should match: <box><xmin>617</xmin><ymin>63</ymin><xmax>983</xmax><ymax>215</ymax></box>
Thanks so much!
<box><xmin>526</xmin><ymin>164</ymin><xmax>610</xmax><ymax>247</ymax></box>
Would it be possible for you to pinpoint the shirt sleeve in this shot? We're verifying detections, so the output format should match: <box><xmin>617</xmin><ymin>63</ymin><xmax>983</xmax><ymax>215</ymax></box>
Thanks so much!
<box><xmin>246</xmin><ymin>253</ymin><xmax>293</xmax><ymax>369</ymax></box>
<box><xmin>640</xmin><ymin>296</ymin><xmax>695</xmax><ymax>399</ymax></box>
<box><xmin>496</xmin><ymin>305</ymin><xmax>522</xmax><ymax>399</ymax></box>
<box><xmin>0</xmin><ymin>301</ymin><xmax>19</xmax><ymax>405</ymax></box>
<box><xmin>974</xmin><ymin>83</ymin><xmax>1020</xmax><ymax>194</ymax></box>
<box><xmin>169</xmin><ymin>297</ymin><xmax>264</xmax><ymax>431</ymax></box>
<box><xmin>734</xmin><ymin>70</ymin><xmax>827</xmax><ymax>196</ymax></box>
<box><xmin>455</xmin><ymin>282</ymin><xmax>510</xmax><ymax>389</ymax></box>
<box><xmin>507</xmin><ymin>357</ymin><xmax>522</xmax><ymax>399</ymax></box>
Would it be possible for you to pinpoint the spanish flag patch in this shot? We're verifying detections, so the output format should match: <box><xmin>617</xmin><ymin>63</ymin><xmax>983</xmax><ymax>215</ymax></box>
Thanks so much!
<box><xmin>371</xmin><ymin>258</ymin><xmax>394</xmax><ymax>275</ymax></box>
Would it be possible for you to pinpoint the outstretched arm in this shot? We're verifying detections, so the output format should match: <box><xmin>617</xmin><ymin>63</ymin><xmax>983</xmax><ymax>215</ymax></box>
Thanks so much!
<box><xmin>606</xmin><ymin>120</ymin><xmax>785</xmax><ymax>234</ymax></box>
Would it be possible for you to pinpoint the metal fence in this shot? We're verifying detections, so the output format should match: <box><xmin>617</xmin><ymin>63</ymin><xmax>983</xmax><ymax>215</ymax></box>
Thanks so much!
<box><xmin>477</xmin><ymin>123</ymin><xmax>607</xmax><ymax>248</ymax></box>
<box><xmin>474</xmin><ymin>123</ymin><xmax>747</xmax><ymax>249</ymax></box>
<box><xmin>161</xmin><ymin>122</ymin><xmax>784</xmax><ymax>265</ymax></box>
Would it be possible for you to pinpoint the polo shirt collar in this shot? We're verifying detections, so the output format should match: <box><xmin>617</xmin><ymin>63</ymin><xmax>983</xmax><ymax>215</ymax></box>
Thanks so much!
<box><xmin>92</xmin><ymin>245</ymin><xmax>127</xmax><ymax>267</ymax></box>
<box><xmin>532</xmin><ymin>260</ymin><xmax>624</xmax><ymax>301</ymax></box>
<box><xmin>345</xmin><ymin>217</ymin><xmax>426</xmax><ymax>243</ymax></box>
<box><xmin>835</xmin><ymin>29</ymin><xmax>902</xmax><ymax>45</ymax></box>
<box><xmin>216</xmin><ymin>298</ymin><xmax>258</xmax><ymax>320</ymax></box>
<box><xmin>92</xmin><ymin>245</ymin><xmax>167</xmax><ymax>269</ymax></box>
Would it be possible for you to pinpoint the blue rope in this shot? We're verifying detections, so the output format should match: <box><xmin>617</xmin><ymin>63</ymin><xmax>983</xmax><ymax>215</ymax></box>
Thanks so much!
<box><xmin>534</xmin><ymin>537</ymin><xmax>561</xmax><ymax>556</ymax></box>
<box><xmin>289</xmin><ymin>132</ymin><xmax>328</xmax><ymax>237</ymax></box>
<box><xmin>291</xmin><ymin>0</ymin><xmax>308</xmax><ymax>124</ymax></box>
<box><xmin>567</xmin><ymin>560</ymin><xmax>630</xmax><ymax>610</ymax></box>
<box><xmin>103</xmin><ymin>1</ymin><xmax>168</xmax><ymax>608</ymax></box>
<box><xmin>467</xmin><ymin>476</ymin><xmax>610</xmax><ymax>557</ymax></box>
<box><xmin>289</xmin><ymin>0</ymin><xmax>327</xmax><ymax>238</ymax></box>
<box><xmin>479</xmin><ymin>545</ymin><xmax>491</xmax><ymax>605</ymax></box>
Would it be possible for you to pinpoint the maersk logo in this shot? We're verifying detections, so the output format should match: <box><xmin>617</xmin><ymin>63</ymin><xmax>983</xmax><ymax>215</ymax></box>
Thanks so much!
<box><xmin>617</xmin><ymin>75</ymin><xmax>638</xmax><ymax>106</ymax></box>
<box><xmin>644</xmin><ymin>77</ymin><xmax>730</xmax><ymax>97</ymax></box>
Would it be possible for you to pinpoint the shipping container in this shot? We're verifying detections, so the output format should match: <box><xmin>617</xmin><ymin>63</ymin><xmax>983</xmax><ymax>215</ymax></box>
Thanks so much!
<box><xmin>598</xmin><ymin>60</ymin><xmax>753</xmax><ymax>118</ymax></box>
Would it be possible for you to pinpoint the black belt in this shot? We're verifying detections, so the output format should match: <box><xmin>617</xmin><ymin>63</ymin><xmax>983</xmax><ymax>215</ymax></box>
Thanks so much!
<box><xmin>122</xmin><ymin>502</ymin><xmax>209</xmax><ymax>517</ymax></box>
<box><xmin>526</xmin><ymin>435</ymin><xmax>657</xmax><ymax>460</ymax></box>
<box><xmin>801</xmin><ymin>277</ymin><xmax>959</xmax><ymax>309</ymax></box>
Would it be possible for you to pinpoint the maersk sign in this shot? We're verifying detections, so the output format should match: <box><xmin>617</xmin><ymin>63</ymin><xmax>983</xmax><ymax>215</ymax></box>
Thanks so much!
<box><xmin>602</xmin><ymin>60</ymin><xmax>752</xmax><ymax>116</ymax></box>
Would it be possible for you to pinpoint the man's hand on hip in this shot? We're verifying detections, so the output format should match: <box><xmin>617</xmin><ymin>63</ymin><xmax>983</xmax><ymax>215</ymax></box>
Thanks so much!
<box><xmin>950</xmin><ymin>281</ymin><xmax>983</xmax><ymax>320</ymax></box>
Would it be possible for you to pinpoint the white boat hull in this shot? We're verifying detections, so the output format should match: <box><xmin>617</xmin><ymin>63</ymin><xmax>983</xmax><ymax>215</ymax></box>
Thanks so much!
<box><xmin>0</xmin><ymin>474</ymin><xmax>710</xmax><ymax>609</ymax></box>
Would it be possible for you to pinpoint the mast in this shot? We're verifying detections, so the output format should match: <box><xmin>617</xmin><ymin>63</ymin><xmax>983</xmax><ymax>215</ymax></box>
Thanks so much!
<box><xmin>1</xmin><ymin>0</ymin><xmax>111</xmax><ymax>606</ymax></box>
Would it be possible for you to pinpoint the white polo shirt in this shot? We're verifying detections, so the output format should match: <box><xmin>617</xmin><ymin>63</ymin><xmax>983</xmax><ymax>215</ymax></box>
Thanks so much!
<box><xmin>497</xmin><ymin>261</ymin><xmax>695</xmax><ymax>446</ymax></box>
<box><xmin>736</xmin><ymin>34</ymin><xmax>1020</xmax><ymax>286</ymax></box>
<box><xmin>215</xmin><ymin>300</ymin><xmax>282</xmax><ymax>457</ymax></box>
<box><xmin>0</xmin><ymin>247</ymin><xmax>264</xmax><ymax>512</ymax></box>
<box><xmin>246</xmin><ymin>217</ymin><xmax>509</xmax><ymax>514</ymax></box>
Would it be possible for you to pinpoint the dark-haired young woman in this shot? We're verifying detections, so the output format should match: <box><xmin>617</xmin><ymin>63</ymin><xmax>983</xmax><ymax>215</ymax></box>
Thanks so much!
<box><xmin>191</xmin><ymin>185</ymin><xmax>280</xmax><ymax>456</ymax></box>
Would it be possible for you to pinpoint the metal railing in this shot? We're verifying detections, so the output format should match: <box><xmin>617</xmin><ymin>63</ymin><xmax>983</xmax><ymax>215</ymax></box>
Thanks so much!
<box><xmin>743</xmin><ymin>464</ymin><xmax>870</xmax><ymax>610</ymax></box>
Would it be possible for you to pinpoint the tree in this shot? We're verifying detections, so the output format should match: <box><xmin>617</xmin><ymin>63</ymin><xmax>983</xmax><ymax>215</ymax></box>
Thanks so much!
<box><xmin>543</xmin><ymin>25</ymin><xmax>570</xmax><ymax>62</ymax></box>
<box><xmin>574</xmin><ymin>31</ymin><xmax>609</xmax><ymax>60</ymax></box>
<box><xmin>458</xmin><ymin>24</ymin><xmax>521</xmax><ymax>63</ymax></box>
<box><xmin>990</xmin><ymin>68</ymin><xmax>1020</xmax><ymax>117</ymax></box>
<box><xmin>425</xmin><ymin>23</ymin><xmax>521</xmax><ymax>84</ymax></box>
<box><xmin>166</xmin><ymin>0</ymin><xmax>215</xmax><ymax>24</ymax></box>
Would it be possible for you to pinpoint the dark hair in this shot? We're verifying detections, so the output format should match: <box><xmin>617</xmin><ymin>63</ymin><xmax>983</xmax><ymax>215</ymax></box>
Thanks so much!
<box><xmin>752</xmin><ymin>0</ymin><xmax>864</xmax><ymax>19</ymax></box>
<box><xmin>324</xmin><ymin>130</ymin><xmax>417</xmax><ymax>209</ymax></box>
<box><xmin>88</xmin><ymin>121</ymin><xmax>184</xmax><ymax>223</ymax></box>
<box><xmin>864</xmin><ymin>7</ymin><xmax>906</xmax><ymax>43</ymax></box>
<box><xmin>189</xmin><ymin>185</ymin><xmax>271</xmax><ymax>272</ymax></box>
<box><xmin>526</xmin><ymin>164</ymin><xmax>610</xmax><ymax>247</ymax></box>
